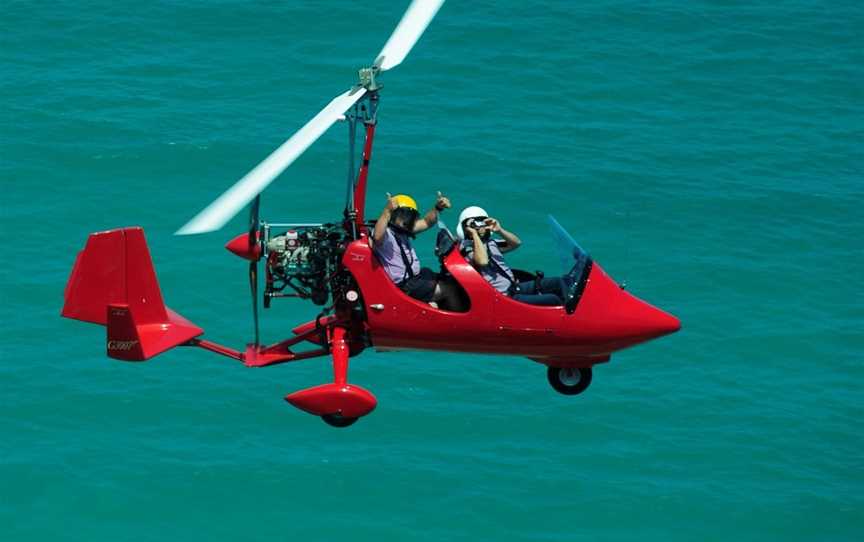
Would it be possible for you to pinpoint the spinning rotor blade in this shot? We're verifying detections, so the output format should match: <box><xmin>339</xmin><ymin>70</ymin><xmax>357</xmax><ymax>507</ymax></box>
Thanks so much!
<box><xmin>176</xmin><ymin>87</ymin><xmax>368</xmax><ymax>235</ymax></box>
<box><xmin>374</xmin><ymin>0</ymin><xmax>445</xmax><ymax>71</ymax></box>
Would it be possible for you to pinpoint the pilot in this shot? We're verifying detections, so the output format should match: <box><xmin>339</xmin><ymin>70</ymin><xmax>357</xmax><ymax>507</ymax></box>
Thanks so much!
<box><xmin>372</xmin><ymin>192</ymin><xmax>453</xmax><ymax>307</ymax></box>
<box><xmin>458</xmin><ymin>206</ymin><xmax>565</xmax><ymax>306</ymax></box>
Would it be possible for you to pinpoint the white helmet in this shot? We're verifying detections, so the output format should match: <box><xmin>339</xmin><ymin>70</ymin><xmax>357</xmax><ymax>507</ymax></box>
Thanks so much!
<box><xmin>456</xmin><ymin>206</ymin><xmax>488</xmax><ymax>240</ymax></box>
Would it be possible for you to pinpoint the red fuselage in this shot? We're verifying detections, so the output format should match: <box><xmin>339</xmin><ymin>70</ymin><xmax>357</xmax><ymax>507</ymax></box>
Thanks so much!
<box><xmin>343</xmin><ymin>235</ymin><xmax>680</xmax><ymax>368</ymax></box>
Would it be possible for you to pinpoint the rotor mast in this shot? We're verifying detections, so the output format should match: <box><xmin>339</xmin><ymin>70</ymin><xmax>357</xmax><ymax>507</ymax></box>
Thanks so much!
<box><xmin>344</xmin><ymin>66</ymin><xmax>383</xmax><ymax>238</ymax></box>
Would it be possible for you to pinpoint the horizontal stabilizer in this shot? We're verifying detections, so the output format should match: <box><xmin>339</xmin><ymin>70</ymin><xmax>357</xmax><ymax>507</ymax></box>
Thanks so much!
<box><xmin>106</xmin><ymin>304</ymin><xmax>202</xmax><ymax>361</ymax></box>
<box><xmin>62</xmin><ymin>227</ymin><xmax>203</xmax><ymax>361</ymax></box>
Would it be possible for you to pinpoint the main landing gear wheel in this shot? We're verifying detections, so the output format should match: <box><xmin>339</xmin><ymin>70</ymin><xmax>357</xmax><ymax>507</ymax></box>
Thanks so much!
<box><xmin>321</xmin><ymin>413</ymin><xmax>359</xmax><ymax>428</ymax></box>
<box><xmin>547</xmin><ymin>366</ymin><xmax>592</xmax><ymax>395</ymax></box>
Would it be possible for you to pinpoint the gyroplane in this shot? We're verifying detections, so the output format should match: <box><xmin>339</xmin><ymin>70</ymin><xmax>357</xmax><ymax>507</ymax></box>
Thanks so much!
<box><xmin>62</xmin><ymin>0</ymin><xmax>680</xmax><ymax>427</ymax></box>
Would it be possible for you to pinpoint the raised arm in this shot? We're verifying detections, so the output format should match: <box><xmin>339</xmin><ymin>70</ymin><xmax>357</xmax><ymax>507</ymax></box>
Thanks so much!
<box><xmin>413</xmin><ymin>191</ymin><xmax>451</xmax><ymax>234</ymax></box>
<box><xmin>373</xmin><ymin>196</ymin><xmax>399</xmax><ymax>244</ymax></box>
<box><xmin>466</xmin><ymin>226</ymin><xmax>489</xmax><ymax>267</ymax></box>
<box><xmin>487</xmin><ymin>218</ymin><xmax>522</xmax><ymax>253</ymax></box>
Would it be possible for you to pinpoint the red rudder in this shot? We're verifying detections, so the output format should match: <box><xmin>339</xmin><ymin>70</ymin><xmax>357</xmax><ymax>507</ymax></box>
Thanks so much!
<box><xmin>62</xmin><ymin>227</ymin><xmax>203</xmax><ymax>361</ymax></box>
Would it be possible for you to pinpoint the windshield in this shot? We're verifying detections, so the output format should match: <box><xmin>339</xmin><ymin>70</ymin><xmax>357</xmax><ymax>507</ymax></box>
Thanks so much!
<box><xmin>548</xmin><ymin>215</ymin><xmax>593</xmax><ymax>313</ymax></box>
<box><xmin>548</xmin><ymin>215</ymin><xmax>590</xmax><ymax>274</ymax></box>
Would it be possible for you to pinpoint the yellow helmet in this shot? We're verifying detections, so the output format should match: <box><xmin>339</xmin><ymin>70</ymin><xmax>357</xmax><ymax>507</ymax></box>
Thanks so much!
<box><xmin>392</xmin><ymin>194</ymin><xmax>418</xmax><ymax>211</ymax></box>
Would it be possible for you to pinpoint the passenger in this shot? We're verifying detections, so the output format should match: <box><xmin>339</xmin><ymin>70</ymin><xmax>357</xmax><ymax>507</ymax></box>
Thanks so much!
<box><xmin>372</xmin><ymin>192</ymin><xmax>453</xmax><ymax>307</ymax></box>
<box><xmin>458</xmin><ymin>206</ymin><xmax>565</xmax><ymax>306</ymax></box>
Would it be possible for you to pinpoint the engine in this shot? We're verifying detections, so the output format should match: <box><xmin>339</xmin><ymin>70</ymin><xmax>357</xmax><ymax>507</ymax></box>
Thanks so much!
<box><xmin>264</xmin><ymin>226</ymin><xmax>344</xmax><ymax>306</ymax></box>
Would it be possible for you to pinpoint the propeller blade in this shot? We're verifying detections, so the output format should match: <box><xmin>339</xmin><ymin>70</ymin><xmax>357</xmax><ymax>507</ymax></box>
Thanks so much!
<box><xmin>249</xmin><ymin>260</ymin><xmax>259</xmax><ymax>346</ymax></box>
<box><xmin>249</xmin><ymin>195</ymin><xmax>260</xmax><ymax>248</ymax></box>
<box><xmin>176</xmin><ymin>87</ymin><xmax>368</xmax><ymax>235</ymax></box>
<box><xmin>249</xmin><ymin>195</ymin><xmax>260</xmax><ymax>346</ymax></box>
<box><xmin>374</xmin><ymin>0</ymin><xmax>445</xmax><ymax>71</ymax></box>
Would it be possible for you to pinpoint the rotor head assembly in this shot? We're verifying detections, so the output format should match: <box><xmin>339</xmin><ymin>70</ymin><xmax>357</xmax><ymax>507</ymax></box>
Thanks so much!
<box><xmin>358</xmin><ymin>66</ymin><xmax>382</xmax><ymax>92</ymax></box>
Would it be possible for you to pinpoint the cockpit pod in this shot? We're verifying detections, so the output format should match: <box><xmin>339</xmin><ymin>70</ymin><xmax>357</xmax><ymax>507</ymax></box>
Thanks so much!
<box><xmin>342</xmin><ymin>215</ymin><xmax>679</xmax><ymax>370</ymax></box>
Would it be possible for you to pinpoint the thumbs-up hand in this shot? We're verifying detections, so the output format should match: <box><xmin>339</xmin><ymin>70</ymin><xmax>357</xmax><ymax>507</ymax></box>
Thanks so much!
<box><xmin>385</xmin><ymin>192</ymin><xmax>399</xmax><ymax>211</ymax></box>
<box><xmin>435</xmin><ymin>191</ymin><xmax>451</xmax><ymax>211</ymax></box>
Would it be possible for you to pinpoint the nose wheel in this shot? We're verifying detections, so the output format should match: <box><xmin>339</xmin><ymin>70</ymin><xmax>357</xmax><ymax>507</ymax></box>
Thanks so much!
<box><xmin>321</xmin><ymin>413</ymin><xmax>359</xmax><ymax>428</ymax></box>
<box><xmin>547</xmin><ymin>366</ymin><xmax>592</xmax><ymax>395</ymax></box>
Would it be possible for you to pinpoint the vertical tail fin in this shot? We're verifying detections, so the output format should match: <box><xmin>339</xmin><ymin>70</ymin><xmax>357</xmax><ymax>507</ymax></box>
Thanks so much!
<box><xmin>62</xmin><ymin>227</ymin><xmax>203</xmax><ymax>361</ymax></box>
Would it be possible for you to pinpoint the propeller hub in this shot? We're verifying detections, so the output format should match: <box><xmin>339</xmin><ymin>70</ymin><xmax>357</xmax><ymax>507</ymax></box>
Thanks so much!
<box><xmin>226</xmin><ymin>232</ymin><xmax>262</xmax><ymax>261</ymax></box>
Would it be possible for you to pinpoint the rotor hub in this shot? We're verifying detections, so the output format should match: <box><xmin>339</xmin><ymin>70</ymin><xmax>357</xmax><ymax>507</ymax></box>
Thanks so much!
<box><xmin>358</xmin><ymin>66</ymin><xmax>382</xmax><ymax>91</ymax></box>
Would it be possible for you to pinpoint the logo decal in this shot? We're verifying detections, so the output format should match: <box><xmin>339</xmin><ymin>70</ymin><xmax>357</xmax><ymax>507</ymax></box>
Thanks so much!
<box><xmin>108</xmin><ymin>340</ymin><xmax>139</xmax><ymax>351</ymax></box>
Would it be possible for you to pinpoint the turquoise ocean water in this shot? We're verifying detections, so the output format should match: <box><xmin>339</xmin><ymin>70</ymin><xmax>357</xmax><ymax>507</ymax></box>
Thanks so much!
<box><xmin>2</xmin><ymin>1</ymin><xmax>862</xmax><ymax>540</ymax></box>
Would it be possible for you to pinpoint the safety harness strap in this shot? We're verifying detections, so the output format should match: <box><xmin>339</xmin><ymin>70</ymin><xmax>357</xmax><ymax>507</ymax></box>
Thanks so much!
<box><xmin>485</xmin><ymin>247</ymin><xmax>519</xmax><ymax>295</ymax></box>
<box><xmin>464</xmin><ymin>239</ymin><xmax>519</xmax><ymax>294</ymax></box>
<box><xmin>392</xmin><ymin>230</ymin><xmax>416</xmax><ymax>282</ymax></box>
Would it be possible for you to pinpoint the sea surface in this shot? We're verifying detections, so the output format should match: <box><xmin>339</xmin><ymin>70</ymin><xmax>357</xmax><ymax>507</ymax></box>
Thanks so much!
<box><xmin>2</xmin><ymin>1</ymin><xmax>862</xmax><ymax>540</ymax></box>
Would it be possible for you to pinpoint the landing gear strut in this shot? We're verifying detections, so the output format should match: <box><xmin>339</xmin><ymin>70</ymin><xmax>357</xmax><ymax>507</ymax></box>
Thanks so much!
<box><xmin>284</xmin><ymin>325</ymin><xmax>377</xmax><ymax>427</ymax></box>
<box><xmin>547</xmin><ymin>366</ymin><xmax>592</xmax><ymax>395</ymax></box>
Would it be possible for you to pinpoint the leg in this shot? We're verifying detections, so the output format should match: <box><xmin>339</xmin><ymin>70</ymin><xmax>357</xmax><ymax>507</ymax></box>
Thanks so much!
<box><xmin>517</xmin><ymin>277</ymin><xmax>564</xmax><ymax>305</ymax></box>
<box><xmin>432</xmin><ymin>279</ymin><xmax>466</xmax><ymax>312</ymax></box>
<box><xmin>537</xmin><ymin>276</ymin><xmax>566</xmax><ymax>300</ymax></box>
<box><xmin>401</xmin><ymin>268</ymin><xmax>438</xmax><ymax>303</ymax></box>
<box><xmin>517</xmin><ymin>279</ymin><xmax>539</xmax><ymax>295</ymax></box>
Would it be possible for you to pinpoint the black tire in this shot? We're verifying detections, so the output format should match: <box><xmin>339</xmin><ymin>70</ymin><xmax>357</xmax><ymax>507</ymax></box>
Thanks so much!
<box><xmin>321</xmin><ymin>414</ymin><xmax>359</xmax><ymax>428</ymax></box>
<box><xmin>547</xmin><ymin>366</ymin><xmax>592</xmax><ymax>395</ymax></box>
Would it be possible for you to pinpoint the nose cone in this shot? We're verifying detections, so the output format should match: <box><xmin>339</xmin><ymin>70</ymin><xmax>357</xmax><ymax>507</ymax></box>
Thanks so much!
<box><xmin>225</xmin><ymin>232</ymin><xmax>261</xmax><ymax>261</ymax></box>
<box><xmin>575</xmin><ymin>263</ymin><xmax>680</xmax><ymax>349</ymax></box>
<box><xmin>616</xmin><ymin>292</ymin><xmax>681</xmax><ymax>339</ymax></box>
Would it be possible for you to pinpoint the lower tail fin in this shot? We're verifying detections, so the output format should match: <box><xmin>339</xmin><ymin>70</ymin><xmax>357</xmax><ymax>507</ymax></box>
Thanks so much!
<box><xmin>62</xmin><ymin>227</ymin><xmax>203</xmax><ymax>361</ymax></box>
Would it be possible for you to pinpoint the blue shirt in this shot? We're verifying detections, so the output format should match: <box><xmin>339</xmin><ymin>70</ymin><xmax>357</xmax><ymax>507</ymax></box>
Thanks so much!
<box><xmin>462</xmin><ymin>239</ymin><xmax>515</xmax><ymax>294</ymax></box>
<box><xmin>373</xmin><ymin>227</ymin><xmax>421</xmax><ymax>284</ymax></box>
